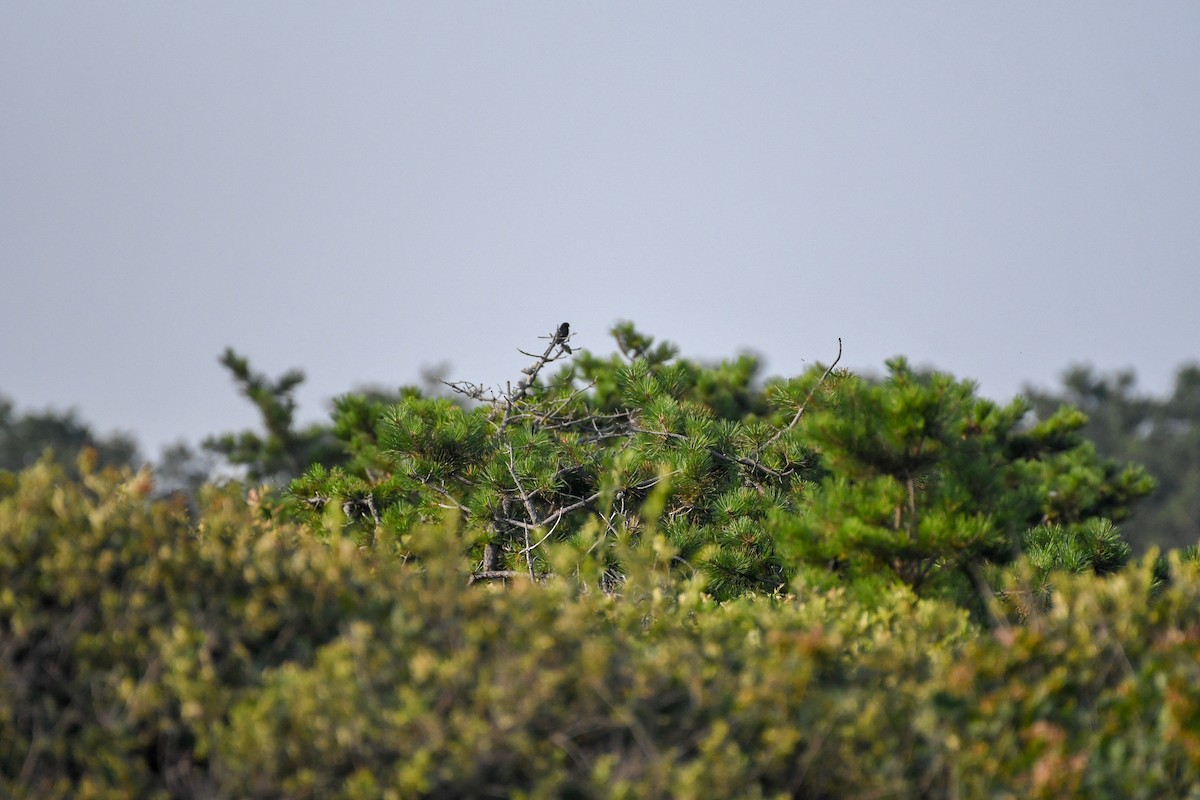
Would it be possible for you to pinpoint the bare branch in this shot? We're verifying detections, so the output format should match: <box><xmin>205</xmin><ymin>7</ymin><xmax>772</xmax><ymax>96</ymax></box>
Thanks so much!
<box><xmin>467</xmin><ymin>569</ymin><xmax>531</xmax><ymax>585</ymax></box>
<box><xmin>758</xmin><ymin>337</ymin><xmax>843</xmax><ymax>456</ymax></box>
<box><xmin>509</xmin><ymin>323</ymin><xmax>577</xmax><ymax>406</ymax></box>
<box><xmin>443</xmin><ymin>324</ymin><xmax>578</xmax><ymax>419</ymax></box>
<box><xmin>506</xmin><ymin>443</ymin><xmax>541</xmax><ymax>578</ymax></box>
<box><xmin>413</xmin><ymin>473</ymin><xmax>471</xmax><ymax>515</ymax></box>
<box><xmin>493</xmin><ymin>491</ymin><xmax>602</xmax><ymax>531</ymax></box>
<box><xmin>518</xmin><ymin>513</ymin><xmax>564</xmax><ymax>556</ymax></box>
<box><xmin>535</xmin><ymin>381</ymin><xmax>596</xmax><ymax>427</ymax></box>
<box><xmin>628</xmin><ymin>424</ymin><xmax>784</xmax><ymax>480</ymax></box>
<box><xmin>442</xmin><ymin>379</ymin><xmax>501</xmax><ymax>404</ymax></box>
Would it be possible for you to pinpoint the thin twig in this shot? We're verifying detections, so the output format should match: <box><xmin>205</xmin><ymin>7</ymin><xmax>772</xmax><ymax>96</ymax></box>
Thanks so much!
<box><xmin>414</xmin><ymin>473</ymin><xmax>471</xmax><ymax>514</ymax></box>
<box><xmin>760</xmin><ymin>337</ymin><xmax>842</xmax><ymax>454</ymax></box>
<box><xmin>506</xmin><ymin>444</ymin><xmax>541</xmax><ymax>578</ymax></box>
<box><xmin>628</xmin><ymin>425</ymin><xmax>785</xmax><ymax>480</ymax></box>
<box><xmin>518</xmin><ymin>514</ymin><xmax>564</xmax><ymax>556</ymax></box>
<box><xmin>493</xmin><ymin>491</ymin><xmax>602</xmax><ymax>531</ymax></box>
<box><xmin>535</xmin><ymin>381</ymin><xmax>596</xmax><ymax>427</ymax></box>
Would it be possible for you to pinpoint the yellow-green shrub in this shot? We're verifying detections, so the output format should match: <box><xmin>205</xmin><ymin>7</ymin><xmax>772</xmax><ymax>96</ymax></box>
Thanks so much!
<box><xmin>4</xmin><ymin>459</ymin><xmax>1200</xmax><ymax>798</ymax></box>
<box><xmin>937</xmin><ymin>558</ymin><xmax>1200</xmax><ymax>799</ymax></box>
<box><xmin>0</xmin><ymin>459</ymin><xmax>394</xmax><ymax>798</ymax></box>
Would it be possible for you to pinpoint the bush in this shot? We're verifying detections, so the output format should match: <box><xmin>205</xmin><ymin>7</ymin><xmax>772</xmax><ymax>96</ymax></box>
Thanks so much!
<box><xmin>943</xmin><ymin>556</ymin><xmax>1200</xmax><ymax>799</ymax></box>
<box><xmin>0</xmin><ymin>457</ymin><xmax>393</xmax><ymax>798</ymax></box>
<box><xmin>5</xmin><ymin>457</ymin><xmax>1200</xmax><ymax>797</ymax></box>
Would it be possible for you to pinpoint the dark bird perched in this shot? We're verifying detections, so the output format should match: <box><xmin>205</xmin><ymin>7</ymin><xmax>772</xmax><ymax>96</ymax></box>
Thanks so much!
<box><xmin>553</xmin><ymin>322</ymin><xmax>572</xmax><ymax>353</ymax></box>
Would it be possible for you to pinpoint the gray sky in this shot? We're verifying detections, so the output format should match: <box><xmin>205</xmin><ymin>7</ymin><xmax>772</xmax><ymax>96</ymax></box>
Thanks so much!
<box><xmin>3</xmin><ymin>4</ymin><xmax>1199</xmax><ymax>457</ymax></box>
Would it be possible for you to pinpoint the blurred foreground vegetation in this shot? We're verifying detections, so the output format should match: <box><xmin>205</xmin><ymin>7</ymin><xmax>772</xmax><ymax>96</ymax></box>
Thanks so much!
<box><xmin>4</xmin><ymin>457</ymin><xmax>1200</xmax><ymax>798</ymax></box>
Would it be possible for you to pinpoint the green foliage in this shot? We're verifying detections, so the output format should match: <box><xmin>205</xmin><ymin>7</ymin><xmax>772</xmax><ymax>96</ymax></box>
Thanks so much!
<box><xmin>4</xmin><ymin>322</ymin><xmax>1189</xmax><ymax>795</ymax></box>
<box><xmin>202</xmin><ymin>348</ymin><xmax>348</xmax><ymax>484</ymax></box>
<box><xmin>278</xmin><ymin>325</ymin><xmax>1155</xmax><ymax>608</ymax></box>
<box><xmin>0</xmin><ymin>393</ymin><xmax>139</xmax><ymax>476</ymax></box>
<box><xmin>0</xmin><ymin>457</ymin><xmax>397</xmax><ymax>798</ymax></box>
<box><xmin>1024</xmin><ymin>518</ymin><xmax>1132</xmax><ymax>577</ymax></box>
<box><xmin>285</xmin><ymin>323</ymin><xmax>825</xmax><ymax>599</ymax></box>
<box><xmin>1027</xmin><ymin>363</ymin><xmax>1200</xmax><ymax>550</ymax></box>
<box><xmin>4</xmin><ymin>323</ymin><xmax>1159</xmax><ymax>615</ymax></box>
<box><xmin>941</xmin><ymin>556</ymin><xmax>1200</xmax><ymax>799</ymax></box>
<box><xmin>771</xmin><ymin>358</ymin><xmax>1152</xmax><ymax>608</ymax></box>
<box><xmin>4</xmin><ymin>460</ymin><xmax>1200</xmax><ymax>797</ymax></box>
<box><xmin>996</xmin><ymin>519</ymin><xmax>1134</xmax><ymax>618</ymax></box>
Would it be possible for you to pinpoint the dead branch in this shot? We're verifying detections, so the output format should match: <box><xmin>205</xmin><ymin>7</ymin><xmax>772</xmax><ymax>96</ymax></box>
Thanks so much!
<box><xmin>467</xmin><ymin>569</ymin><xmax>530</xmax><ymax>585</ymax></box>
<box><xmin>508</xmin><ymin>322</ymin><xmax>576</xmax><ymax>406</ymax></box>
<box><xmin>758</xmin><ymin>337</ymin><xmax>843</xmax><ymax>456</ymax></box>
<box><xmin>627</xmin><ymin>425</ymin><xmax>785</xmax><ymax>481</ymax></box>
<box><xmin>506</xmin><ymin>443</ymin><xmax>541</xmax><ymax>578</ymax></box>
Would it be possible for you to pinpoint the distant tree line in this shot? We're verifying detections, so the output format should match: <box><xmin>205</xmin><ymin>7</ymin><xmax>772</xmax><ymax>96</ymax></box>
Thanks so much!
<box><xmin>0</xmin><ymin>396</ymin><xmax>139</xmax><ymax>477</ymax></box>
<box><xmin>1025</xmin><ymin>364</ymin><xmax>1200</xmax><ymax>552</ymax></box>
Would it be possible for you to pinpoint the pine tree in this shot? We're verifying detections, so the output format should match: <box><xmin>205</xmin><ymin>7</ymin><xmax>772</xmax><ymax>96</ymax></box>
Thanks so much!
<box><xmin>772</xmin><ymin>358</ymin><xmax>1153</xmax><ymax>608</ymax></box>
<box><xmin>0</xmin><ymin>394</ymin><xmax>140</xmax><ymax>476</ymax></box>
<box><xmin>286</xmin><ymin>323</ymin><xmax>831</xmax><ymax>597</ymax></box>
<box><xmin>203</xmin><ymin>348</ymin><xmax>347</xmax><ymax>484</ymax></box>
<box><xmin>284</xmin><ymin>323</ymin><xmax>1152</xmax><ymax>607</ymax></box>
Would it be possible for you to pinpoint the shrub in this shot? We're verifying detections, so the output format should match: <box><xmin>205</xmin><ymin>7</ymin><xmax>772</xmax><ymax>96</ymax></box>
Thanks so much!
<box><xmin>7</xmin><ymin>457</ymin><xmax>1200</xmax><ymax>797</ymax></box>
<box><xmin>0</xmin><ymin>456</ymin><xmax>393</xmax><ymax>798</ymax></box>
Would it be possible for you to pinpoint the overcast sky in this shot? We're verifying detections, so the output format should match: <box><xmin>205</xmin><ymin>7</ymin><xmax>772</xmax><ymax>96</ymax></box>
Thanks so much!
<box><xmin>3</xmin><ymin>4</ymin><xmax>1199</xmax><ymax>458</ymax></box>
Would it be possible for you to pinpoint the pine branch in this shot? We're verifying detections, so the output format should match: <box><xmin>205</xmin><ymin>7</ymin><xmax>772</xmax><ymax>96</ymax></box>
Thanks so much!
<box><xmin>627</xmin><ymin>425</ymin><xmax>784</xmax><ymax>481</ymax></box>
<box><xmin>412</xmin><ymin>472</ymin><xmax>471</xmax><ymax>515</ymax></box>
<box><xmin>493</xmin><ymin>491</ymin><xmax>603</xmax><ymax>532</ymax></box>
